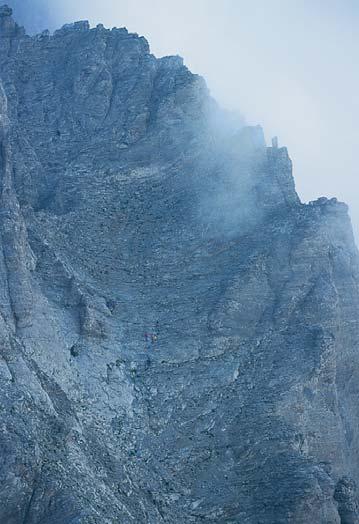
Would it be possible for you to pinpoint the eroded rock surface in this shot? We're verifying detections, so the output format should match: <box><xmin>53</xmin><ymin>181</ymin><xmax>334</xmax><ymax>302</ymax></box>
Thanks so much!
<box><xmin>0</xmin><ymin>5</ymin><xmax>359</xmax><ymax>523</ymax></box>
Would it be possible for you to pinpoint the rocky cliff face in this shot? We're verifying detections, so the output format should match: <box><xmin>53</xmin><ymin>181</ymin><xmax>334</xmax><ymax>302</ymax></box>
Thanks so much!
<box><xmin>1</xmin><ymin>5</ymin><xmax>359</xmax><ymax>523</ymax></box>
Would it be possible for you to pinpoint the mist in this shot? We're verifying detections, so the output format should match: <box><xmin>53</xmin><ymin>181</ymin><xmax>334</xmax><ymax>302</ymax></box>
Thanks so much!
<box><xmin>6</xmin><ymin>0</ymin><xmax>359</xmax><ymax>239</ymax></box>
<box><xmin>6</xmin><ymin>0</ymin><xmax>56</xmax><ymax>33</ymax></box>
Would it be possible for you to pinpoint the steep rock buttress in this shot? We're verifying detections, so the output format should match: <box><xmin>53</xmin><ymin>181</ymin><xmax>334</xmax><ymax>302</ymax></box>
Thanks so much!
<box><xmin>0</xmin><ymin>5</ymin><xmax>359</xmax><ymax>523</ymax></box>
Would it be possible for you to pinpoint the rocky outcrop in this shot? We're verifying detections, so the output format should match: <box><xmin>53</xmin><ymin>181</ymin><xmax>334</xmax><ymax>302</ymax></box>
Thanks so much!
<box><xmin>0</xmin><ymin>4</ymin><xmax>359</xmax><ymax>523</ymax></box>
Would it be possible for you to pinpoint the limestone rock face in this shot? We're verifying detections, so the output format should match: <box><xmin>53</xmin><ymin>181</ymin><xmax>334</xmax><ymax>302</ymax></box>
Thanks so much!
<box><xmin>0</xmin><ymin>5</ymin><xmax>359</xmax><ymax>523</ymax></box>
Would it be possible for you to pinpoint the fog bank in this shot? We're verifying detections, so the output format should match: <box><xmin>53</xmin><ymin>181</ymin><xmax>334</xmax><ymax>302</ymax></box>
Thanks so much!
<box><xmin>6</xmin><ymin>0</ymin><xmax>359</xmax><ymax>239</ymax></box>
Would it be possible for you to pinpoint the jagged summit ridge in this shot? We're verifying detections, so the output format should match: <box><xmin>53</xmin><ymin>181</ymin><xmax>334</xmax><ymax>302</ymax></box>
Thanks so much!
<box><xmin>0</xmin><ymin>5</ymin><xmax>358</xmax><ymax>524</ymax></box>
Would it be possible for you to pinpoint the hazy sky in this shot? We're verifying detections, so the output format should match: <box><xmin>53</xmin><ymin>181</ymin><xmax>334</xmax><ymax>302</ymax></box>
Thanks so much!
<box><xmin>7</xmin><ymin>0</ymin><xmax>359</xmax><ymax>239</ymax></box>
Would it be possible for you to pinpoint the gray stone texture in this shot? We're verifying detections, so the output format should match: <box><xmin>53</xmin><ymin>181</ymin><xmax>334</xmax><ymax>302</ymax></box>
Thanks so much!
<box><xmin>0</xmin><ymin>4</ymin><xmax>359</xmax><ymax>523</ymax></box>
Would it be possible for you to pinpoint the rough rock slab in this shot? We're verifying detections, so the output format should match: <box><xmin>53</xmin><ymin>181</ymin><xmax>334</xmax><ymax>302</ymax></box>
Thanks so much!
<box><xmin>0</xmin><ymin>5</ymin><xmax>359</xmax><ymax>523</ymax></box>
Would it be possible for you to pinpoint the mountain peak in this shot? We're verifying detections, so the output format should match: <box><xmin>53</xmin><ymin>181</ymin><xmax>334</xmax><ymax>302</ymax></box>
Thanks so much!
<box><xmin>0</xmin><ymin>3</ymin><xmax>25</xmax><ymax>37</ymax></box>
<box><xmin>0</xmin><ymin>4</ymin><xmax>12</xmax><ymax>17</ymax></box>
<box><xmin>0</xmin><ymin>7</ymin><xmax>358</xmax><ymax>523</ymax></box>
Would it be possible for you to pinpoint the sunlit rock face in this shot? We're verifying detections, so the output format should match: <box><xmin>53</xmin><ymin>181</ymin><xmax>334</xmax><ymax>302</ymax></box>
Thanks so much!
<box><xmin>0</xmin><ymin>5</ymin><xmax>359</xmax><ymax>523</ymax></box>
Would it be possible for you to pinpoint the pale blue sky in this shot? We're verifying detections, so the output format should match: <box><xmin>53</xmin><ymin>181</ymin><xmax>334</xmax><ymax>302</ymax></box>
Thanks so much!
<box><xmin>8</xmin><ymin>0</ymin><xmax>359</xmax><ymax>239</ymax></box>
